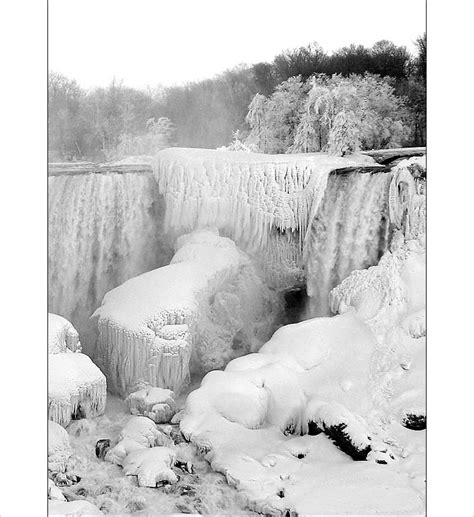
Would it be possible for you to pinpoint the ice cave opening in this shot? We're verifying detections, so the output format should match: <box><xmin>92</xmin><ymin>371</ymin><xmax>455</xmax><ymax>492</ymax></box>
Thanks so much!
<box><xmin>48</xmin><ymin>149</ymin><xmax>425</xmax><ymax>516</ymax></box>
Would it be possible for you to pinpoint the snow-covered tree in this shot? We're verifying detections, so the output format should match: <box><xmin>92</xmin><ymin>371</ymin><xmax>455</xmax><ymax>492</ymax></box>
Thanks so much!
<box><xmin>245</xmin><ymin>73</ymin><xmax>412</xmax><ymax>156</ymax></box>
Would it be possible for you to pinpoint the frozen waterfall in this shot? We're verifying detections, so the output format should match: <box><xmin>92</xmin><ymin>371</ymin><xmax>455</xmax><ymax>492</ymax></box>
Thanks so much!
<box><xmin>305</xmin><ymin>171</ymin><xmax>391</xmax><ymax>316</ymax></box>
<box><xmin>48</xmin><ymin>170</ymin><xmax>174</xmax><ymax>356</ymax></box>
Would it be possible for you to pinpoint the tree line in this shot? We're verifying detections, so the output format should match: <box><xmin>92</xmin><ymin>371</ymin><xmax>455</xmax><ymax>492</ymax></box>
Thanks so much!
<box><xmin>48</xmin><ymin>35</ymin><xmax>426</xmax><ymax>161</ymax></box>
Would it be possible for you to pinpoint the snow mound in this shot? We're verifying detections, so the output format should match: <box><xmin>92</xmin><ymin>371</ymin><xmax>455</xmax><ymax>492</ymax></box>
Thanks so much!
<box><xmin>49</xmin><ymin>352</ymin><xmax>107</xmax><ymax>427</ymax></box>
<box><xmin>126</xmin><ymin>387</ymin><xmax>177</xmax><ymax>423</ymax></box>
<box><xmin>49</xmin><ymin>313</ymin><xmax>81</xmax><ymax>354</ymax></box>
<box><xmin>122</xmin><ymin>447</ymin><xmax>178</xmax><ymax>488</ymax></box>
<box><xmin>48</xmin><ymin>420</ymin><xmax>72</xmax><ymax>474</ymax></box>
<box><xmin>180</xmin><ymin>308</ymin><xmax>424</xmax><ymax>514</ymax></box>
<box><xmin>48</xmin><ymin>499</ymin><xmax>103</xmax><ymax>516</ymax></box>
<box><xmin>93</xmin><ymin>229</ymin><xmax>280</xmax><ymax>396</ymax></box>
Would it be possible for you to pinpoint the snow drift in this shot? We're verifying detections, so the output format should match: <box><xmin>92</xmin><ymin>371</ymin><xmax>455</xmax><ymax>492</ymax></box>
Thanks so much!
<box><xmin>48</xmin><ymin>314</ymin><xmax>106</xmax><ymax>427</ymax></box>
<box><xmin>93</xmin><ymin>229</ymin><xmax>281</xmax><ymax>397</ymax></box>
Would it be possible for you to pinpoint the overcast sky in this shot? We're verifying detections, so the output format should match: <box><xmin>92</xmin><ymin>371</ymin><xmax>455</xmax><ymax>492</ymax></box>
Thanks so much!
<box><xmin>49</xmin><ymin>0</ymin><xmax>426</xmax><ymax>90</ymax></box>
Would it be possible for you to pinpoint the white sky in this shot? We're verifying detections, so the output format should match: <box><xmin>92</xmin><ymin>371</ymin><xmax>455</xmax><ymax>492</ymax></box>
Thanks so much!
<box><xmin>49</xmin><ymin>0</ymin><xmax>426</xmax><ymax>90</ymax></box>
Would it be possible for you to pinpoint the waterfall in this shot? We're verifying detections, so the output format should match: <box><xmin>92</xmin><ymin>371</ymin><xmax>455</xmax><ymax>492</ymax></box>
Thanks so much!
<box><xmin>304</xmin><ymin>171</ymin><xmax>391</xmax><ymax>316</ymax></box>
<box><xmin>48</xmin><ymin>171</ymin><xmax>174</xmax><ymax>356</ymax></box>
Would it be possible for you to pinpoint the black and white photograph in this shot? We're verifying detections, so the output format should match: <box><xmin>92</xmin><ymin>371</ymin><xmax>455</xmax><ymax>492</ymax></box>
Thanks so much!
<box><xmin>8</xmin><ymin>1</ymin><xmax>474</xmax><ymax>516</ymax></box>
<box><xmin>45</xmin><ymin>1</ymin><xmax>427</xmax><ymax>515</ymax></box>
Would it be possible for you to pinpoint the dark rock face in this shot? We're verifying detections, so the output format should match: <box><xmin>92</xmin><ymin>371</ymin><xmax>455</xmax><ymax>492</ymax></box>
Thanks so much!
<box><xmin>95</xmin><ymin>438</ymin><xmax>111</xmax><ymax>460</ymax></box>
<box><xmin>402</xmin><ymin>413</ymin><xmax>426</xmax><ymax>431</ymax></box>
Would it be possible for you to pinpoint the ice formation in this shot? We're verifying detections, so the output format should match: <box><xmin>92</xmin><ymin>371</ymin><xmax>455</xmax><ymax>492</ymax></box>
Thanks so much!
<box><xmin>48</xmin><ymin>420</ymin><xmax>72</xmax><ymax>474</ymax></box>
<box><xmin>49</xmin><ymin>313</ymin><xmax>82</xmax><ymax>354</ymax></box>
<box><xmin>153</xmin><ymin>148</ymin><xmax>382</xmax><ymax>291</ymax></box>
<box><xmin>48</xmin><ymin>171</ymin><xmax>174</xmax><ymax>356</ymax></box>
<box><xmin>126</xmin><ymin>387</ymin><xmax>177</xmax><ymax>423</ymax></box>
<box><xmin>93</xmin><ymin>229</ymin><xmax>280</xmax><ymax>396</ymax></box>
<box><xmin>177</xmin><ymin>157</ymin><xmax>426</xmax><ymax>515</ymax></box>
<box><xmin>48</xmin><ymin>314</ymin><xmax>107</xmax><ymax>427</ymax></box>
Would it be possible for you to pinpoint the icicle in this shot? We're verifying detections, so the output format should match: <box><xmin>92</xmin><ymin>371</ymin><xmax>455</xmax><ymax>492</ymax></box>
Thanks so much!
<box><xmin>153</xmin><ymin>148</ymin><xmax>378</xmax><ymax>289</ymax></box>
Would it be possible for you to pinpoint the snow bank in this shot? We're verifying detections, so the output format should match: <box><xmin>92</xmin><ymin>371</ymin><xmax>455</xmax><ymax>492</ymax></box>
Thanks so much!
<box><xmin>48</xmin><ymin>420</ymin><xmax>72</xmax><ymax>474</ymax></box>
<box><xmin>93</xmin><ymin>229</ymin><xmax>280</xmax><ymax>396</ymax></box>
<box><xmin>49</xmin><ymin>313</ymin><xmax>81</xmax><ymax>354</ymax></box>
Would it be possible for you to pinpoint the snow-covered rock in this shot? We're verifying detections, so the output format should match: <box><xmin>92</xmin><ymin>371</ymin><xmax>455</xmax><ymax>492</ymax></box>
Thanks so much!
<box><xmin>48</xmin><ymin>314</ymin><xmax>107</xmax><ymax>427</ymax></box>
<box><xmin>48</xmin><ymin>499</ymin><xmax>103</xmax><ymax>516</ymax></box>
<box><xmin>125</xmin><ymin>387</ymin><xmax>177</xmax><ymax>423</ymax></box>
<box><xmin>48</xmin><ymin>421</ymin><xmax>72</xmax><ymax>474</ymax></box>
<box><xmin>118</xmin><ymin>416</ymin><xmax>166</xmax><ymax>448</ymax></box>
<box><xmin>49</xmin><ymin>313</ymin><xmax>81</xmax><ymax>354</ymax></box>
<box><xmin>122</xmin><ymin>447</ymin><xmax>178</xmax><ymax>488</ymax></box>
<box><xmin>180</xmin><ymin>306</ymin><xmax>424</xmax><ymax>514</ymax></box>
<box><xmin>49</xmin><ymin>352</ymin><xmax>107</xmax><ymax>427</ymax></box>
<box><xmin>93</xmin><ymin>229</ymin><xmax>280</xmax><ymax>396</ymax></box>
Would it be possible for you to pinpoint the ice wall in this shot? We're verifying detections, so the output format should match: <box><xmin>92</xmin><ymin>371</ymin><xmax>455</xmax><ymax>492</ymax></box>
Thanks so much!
<box><xmin>305</xmin><ymin>171</ymin><xmax>391</xmax><ymax>316</ymax></box>
<box><xmin>153</xmin><ymin>148</ymin><xmax>383</xmax><ymax>296</ymax></box>
<box><xmin>48</xmin><ymin>171</ymin><xmax>174</xmax><ymax>356</ymax></box>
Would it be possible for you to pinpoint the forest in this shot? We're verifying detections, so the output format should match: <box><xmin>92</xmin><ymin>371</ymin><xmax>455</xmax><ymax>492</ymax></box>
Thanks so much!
<box><xmin>48</xmin><ymin>35</ymin><xmax>426</xmax><ymax>161</ymax></box>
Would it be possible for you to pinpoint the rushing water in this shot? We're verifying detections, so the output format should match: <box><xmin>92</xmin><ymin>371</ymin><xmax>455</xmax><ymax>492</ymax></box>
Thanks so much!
<box><xmin>305</xmin><ymin>171</ymin><xmax>391</xmax><ymax>316</ymax></box>
<box><xmin>65</xmin><ymin>393</ymin><xmax>254</xmax><ymax>516</ymax></box>
<box><xmin>48</xmin><ymin>172</ymin><xmax>174</xmax><ymax>356</ymax></box>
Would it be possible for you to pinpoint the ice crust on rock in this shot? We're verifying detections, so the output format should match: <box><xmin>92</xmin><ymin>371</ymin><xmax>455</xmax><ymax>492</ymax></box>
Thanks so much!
<box><xmin>49</xmin><ymin>353</ymin><xmax>107</xmax><ymax>427</ymax></box>
<box><xmin>93</xmin><ymin>229</ymin><xmax>280</xmax><ymax>396</ymax></box>
<box><xmin>49</xmin><ymin>313</ymin><xmax>82</xmax><ymax>354</ymax></box>
<box><xmin>48</xmin><ymin>420</ymin><xmax>72</xmax><ymax>474</ymax></box>
<box><xmin>48</xmin><ymin>314</ymin><xmax>107</xmax><ymax>427</ymax></box>
<box><xmin>126</xmin><ymin>387</ymin><xmax>176</xmax><ymax>423</ymax></box>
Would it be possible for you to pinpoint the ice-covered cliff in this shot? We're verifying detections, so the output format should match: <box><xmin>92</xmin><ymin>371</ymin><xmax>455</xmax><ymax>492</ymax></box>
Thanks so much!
<box><xmin>153</xmin><ymin>148</ymin><xmax>389</xmax><ymax>311</ymax></box>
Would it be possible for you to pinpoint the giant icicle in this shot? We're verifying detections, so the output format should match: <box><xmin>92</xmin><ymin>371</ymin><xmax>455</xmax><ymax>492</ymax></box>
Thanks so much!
<box><xmin>48</xmin><ymin>171</ymin><xmax>173</xmax><ymax>356</ymax></box>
